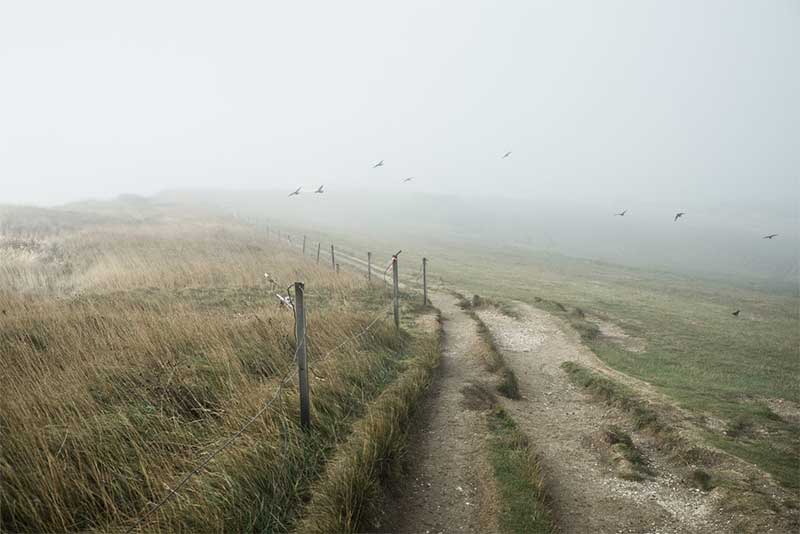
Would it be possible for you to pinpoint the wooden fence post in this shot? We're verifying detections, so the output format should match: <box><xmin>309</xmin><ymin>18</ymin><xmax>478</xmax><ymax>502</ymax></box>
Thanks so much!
<box><xmin>367</xmin><ymin>251</ymin><xmax>372</xmax><ymax>282</ymax></box>
<box><xmin>336</xmin><ymin>263</ymin><xmax>340</xmax><ymax>274</ymax></box>
<box><xmin>302</xmin><ymin>235</ymin><xmax>306</xmax><ymax>255</ymax></box>
<box><xmin>294</xmin><ymin>282</ymin><xmax>310</xmax><ymax>429</ymax></box>
<box><xmin>423</xmin><ymin>257</ymin><xmax>428</xmax><ymax>306</ymax></box>
<box><xmin>330</xmin><ymin>245</ymin><xmax>336</xmax><ymax>271</ymax></box>
<box><xmin>316</xmin><ymin>243</ymin><xmax>321</xmax><ymax>264</ymax></box>
<box><xmin>392</xmin><ymin>254</ymin><xmax>400</xmax><ymax>330</ymax></box>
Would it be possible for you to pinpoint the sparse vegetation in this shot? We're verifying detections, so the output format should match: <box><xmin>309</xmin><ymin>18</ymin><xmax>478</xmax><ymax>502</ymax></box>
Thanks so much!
<box><xmin>455</xmin><ymin>292</ymin><xmax>520</xmax><ymax>399</ymax></box>
<box><xmin>486</xmin><ymin>407</ymin><xmax>554</xmax><ymax>533</ymax></box>
<box><xmin>562</xmin><ymin>361</ymin><xmax>798</xmax><ymax>532</ymax></box>
<box><xmin>596</xmin><ymin>425</ymin><xmax>653</xmax><ymax>481</ymax></box>
<box><xmin>0</xmin><ymin>203</ymin><xmax>438</xmax><ymax>533</ymax></box>
<box><xmin>561</xmin><ymin>361</ymin><xmax>661</xmax><ymax>432</ymax></box>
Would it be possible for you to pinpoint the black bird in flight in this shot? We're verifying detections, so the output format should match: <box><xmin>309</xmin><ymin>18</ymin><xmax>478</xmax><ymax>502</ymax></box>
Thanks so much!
<box><xmin>402</xmin><ymin>177</ymin><xmax>414</xmax><ymax>183</ymax></box>
<box><xmin>674</xmin><ymin>212</ymin><xmax>686</xmax><ymax>222</ymax></box>
<box><xmin>502</xmin><ymin>151</ymin><xmax>512</xmax><ymax>159</ymax></box>
<box><xmin>372</xmin><ymin>160</ymin><xmax>384</xmax><ymax>168</ymax></box>
<box><xmin>288</xmin><ymin>187</ymin><xmax>302</xmax><ymax>197</ymax></box>
<box><xmin>763</xmin><ymin>234</ymin><xmax>778</xmax><ymax>239</ymax></box>
<box><xmin>615</xmin><ymin>209</ymin><xmax>627</xmax><ymax>216</ymax></box>
<box><xmin>314</xmin><ymin>185</ymin><xmax>324</xmax><ymax>194</ymax></box>
<box><xmin>732</xmin><ymin>310</ymin><xmax>740</xmax><ymax>317</ymax></box>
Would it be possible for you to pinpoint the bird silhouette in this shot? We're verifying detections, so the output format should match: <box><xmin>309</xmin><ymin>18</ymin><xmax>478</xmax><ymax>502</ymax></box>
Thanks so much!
<box><xmin>288</xmin><ymin>187</ymin><xmax>302</xmax><ymax>197</ymax></box>
<box><xmin>615</xmin><ymin>210</ymin><xmax>627</xmax><ymax>216</ymax></box>
<box><xmin>314</xmin><ymin>185</ymin><xmax>324</xmax><ymax>194</ymax></box>
<box><xmin>502</xmin><ymin>151</ymin><xmax>512</xmax><ymax>159</ymax></box>
<box><xmin>372</xmin><ymin>160</ymin><xmax>384</xmax><ymax>168</ymax></box>
<box><xmin>674</xmin><ymin>212</ymin><xmax>686</xmax><ymax>222</ymax></box>
<box><xmin>763</xmin><ymin>234</ymin><xmax>778</xmax><ymax>239</ymax></box>
<box><xmin>402</xmin><ymin>177</ymin><xmax>414</xmax><ymax>183</ymax></box>
<box><xmin>732</xmin><ymin>310</ymin><xmax>740</xmax><ymax>317</ymax></box>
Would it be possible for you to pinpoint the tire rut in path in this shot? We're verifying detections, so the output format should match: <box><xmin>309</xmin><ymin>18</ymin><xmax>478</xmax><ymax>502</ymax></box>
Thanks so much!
<box><xmin>377</xmin><ymin>292</ymin><xmax>490</xmax><ymax>534</ymax></box>
<box><xmin>475</xmin><ymin>302</ymin><xmax>735</xmax><ymax>534</ymax></box>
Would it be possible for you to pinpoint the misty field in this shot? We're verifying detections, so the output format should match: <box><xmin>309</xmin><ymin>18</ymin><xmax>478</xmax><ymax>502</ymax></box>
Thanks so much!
<box><xmin>421</xmin><ymin>242</ymin><xmax>800</xmax><ymax>490</ymax></box>
<box><xmin>0</xmin><ymin>205</ymin><xmax>438</xmax><ymax>532</ymax></box>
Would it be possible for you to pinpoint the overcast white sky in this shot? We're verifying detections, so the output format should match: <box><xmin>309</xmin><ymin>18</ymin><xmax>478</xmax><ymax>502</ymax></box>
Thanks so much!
<box><xmin>1</xmin><ymin>0</ymin><xmax>798</xmax><ymax>209</ymax></box>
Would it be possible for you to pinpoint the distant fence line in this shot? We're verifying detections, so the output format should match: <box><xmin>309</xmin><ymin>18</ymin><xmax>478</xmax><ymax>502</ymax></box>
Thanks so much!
<box><xmin>128</xmin><ymin>213</ymin><xmax>431</xmax><ymax>531</ymax></box>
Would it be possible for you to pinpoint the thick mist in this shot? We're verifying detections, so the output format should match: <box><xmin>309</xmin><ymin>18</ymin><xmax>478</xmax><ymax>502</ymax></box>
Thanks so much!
<box><xmin>2</xmin><ymin>1</ymin><xmax>798</xmax><ymax>283</ymax></box>
<box><xmin>158</xmin><ymin>188</ymin><xmax>798</xmax><ymax>288</ymax></box>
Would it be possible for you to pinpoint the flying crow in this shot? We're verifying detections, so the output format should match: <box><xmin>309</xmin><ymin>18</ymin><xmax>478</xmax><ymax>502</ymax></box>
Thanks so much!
<box><xmin>372</xmin><ymin>160</ymin><xmax>384</xmax><ymax>168</ymax></box>
<box><xmin>674</xmin><ymin>212</ymin><xmax>686</xmax><ymax>222</ymax></box>
<box><xmin>732</xmin><ymin>310</ymin><xmax>740</xmax><ymax>317</ymax></box>
<box><xmin>615</xmin><ymin>209</ymin><xmax>627</xmax><ymax>216</ymax></box>
<box><xmin>288</xmin><ymin>187</ymin><xmax>302</xmax><ymax>197</ymax></box>
<box><xmin>402</xmin><ymin>177</ymin><xmax>414</xmax><ymax>183</ymax></box>
<box><xmin>763</xmin><ymin>234</ymin><xmax>778</xmax><ymax>239</ymax></box>
<box><xmin>502</xmin><ymin>151</ymin><xmax>512</xmax><ymax>159</ymax></box>
<box><xmin>315</xmin><ymin>185</ymin><xmax>324</xmax><ymax>194</ymax></box>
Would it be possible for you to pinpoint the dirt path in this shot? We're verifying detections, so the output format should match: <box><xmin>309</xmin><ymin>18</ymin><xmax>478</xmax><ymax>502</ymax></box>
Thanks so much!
<box><xmin>475</xmin><ymin>302</ymin><xmax>735</xmax><ymax>534</ymax></box>
<box><xmin>376</xmin><ymin>292</ymin><xmax>491</xmax><ymax>534</ymax></box>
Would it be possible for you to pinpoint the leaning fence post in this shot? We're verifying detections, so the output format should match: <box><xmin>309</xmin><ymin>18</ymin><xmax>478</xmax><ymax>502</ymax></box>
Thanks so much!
<box><xmin>302</xmin><ymin>235</ymin><xmax>306</xmax><ymax>255</ymax></box>
<box><xmin>423</xmin><ymin>257</ymin><xmax>428</xmax><ymax>306</ymax></box>
<box><xmin>330</xmin><ymin>245</ymin><xmax>336</xmax><ymax>271</ymax></box>
<box><xmin>367</xmin><ymin>251</ymin><xmax>372</xmax><ymax>282</ymax></box>
<box><xmin>294</xmin><ymin>282</ymin><xmax>310</xmax><ymax>429</ymax></box>
<box><xmin>392</xmin><ymin>254</ymin><xmax>400</xmax><ymax>330</ymax></box>
<box><xmin>316</xmin><ymin>243</ymin><xmax>321</xmax><ymax>264</ymax></box>
<box><xmin>336</xmin><ymin>263</ymin><xmax>340</xmax><ymax>274</ymax></box>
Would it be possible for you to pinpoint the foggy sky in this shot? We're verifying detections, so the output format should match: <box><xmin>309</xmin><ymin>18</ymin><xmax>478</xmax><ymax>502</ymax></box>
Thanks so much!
<box><xmin>2</xmin><ymin>0</ymin><xmax>798</xmax><ymax>212</ymax></box>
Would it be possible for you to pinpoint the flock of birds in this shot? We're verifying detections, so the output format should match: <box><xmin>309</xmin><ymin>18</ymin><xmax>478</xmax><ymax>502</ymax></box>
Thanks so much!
<box><xmin>279</xmin><ymin>151</ymin><xmax>781</xmax><ymax>317</ymax></box>
<box><xmin>286</xmin><ymin>153</ymin><xmax>782</xmax><ymax>241</ymax></box>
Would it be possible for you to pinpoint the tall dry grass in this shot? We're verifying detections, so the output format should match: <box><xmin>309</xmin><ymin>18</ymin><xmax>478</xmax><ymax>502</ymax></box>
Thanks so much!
<box><xmin>0</xmin><ymin>205</ymin><xmax>415</xmax><ymax>532</ymax></box>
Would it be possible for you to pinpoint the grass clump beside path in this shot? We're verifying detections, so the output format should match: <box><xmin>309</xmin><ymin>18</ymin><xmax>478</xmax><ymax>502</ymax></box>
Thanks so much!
<box><xmin>455</xmin><ymin>293</ymin><xmax>520</xmax><ymax>399</ymax></box>
<box><xmin>486</xmin><ymin>407</ymin><xmax>554</xmax><ymax>534</ymax></box>
<box><xmin>293</xmin><ymin>314</ymin><xmax>442</xmax><ymax>533</ymax></box>
<box><xmin>561</xmin><ymin>361</ymin><xmax>661</xmax><ymax>432</ymax></box>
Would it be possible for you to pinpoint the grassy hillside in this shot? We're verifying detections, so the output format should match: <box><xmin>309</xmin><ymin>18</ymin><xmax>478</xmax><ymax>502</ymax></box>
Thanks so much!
<box><xmin>225</xmin><ymin>209</ymin><xmax>798</xmax><ymax>492</ymax></box>
<box><xmin>0</xmin><ymin>201</ymin><xmax>437</xmax><ymax>532</ymax></box>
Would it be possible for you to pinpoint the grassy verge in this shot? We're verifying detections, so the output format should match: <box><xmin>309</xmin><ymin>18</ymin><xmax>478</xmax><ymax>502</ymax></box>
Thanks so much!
<box><xmin>455</xmin><ymin>293</ymin><xmax>520</xmax><ymax>399</ymax></box>
<box><xmin>561</xmin><ymin>360</ymin><xmax>799</xmax><ymax>532</ymax></box>
<box><xmin>486</xmin><ymin>407</ymin><xmax>554</xmax><ymax>534</ymax></box>
<box><xmin>293</xmin><ymin>313</ymin><xmax>442</xmax><ymax>533</ymax></box>
<box><xmin>561</xmin><ymin>361</ymin><xmax>662</xmax><ymax>432</ymax></box>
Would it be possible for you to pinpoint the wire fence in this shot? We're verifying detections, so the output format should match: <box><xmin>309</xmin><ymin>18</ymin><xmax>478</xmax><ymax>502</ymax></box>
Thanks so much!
<box><xmin>125</xmin><ymin>225</ymin><xmax>409</xmax><ymax>530</ymax></box>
